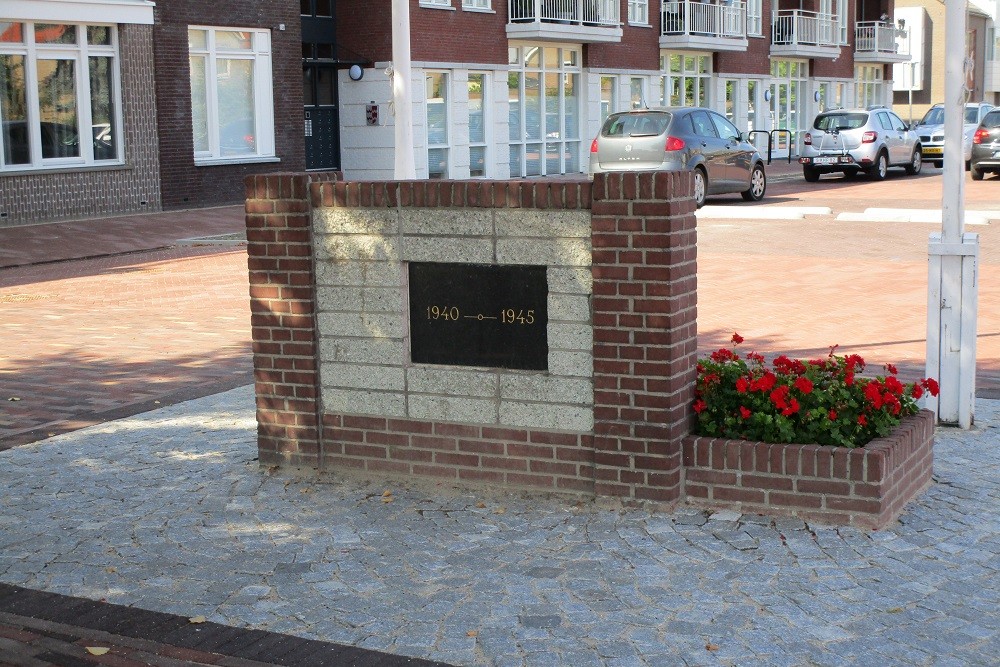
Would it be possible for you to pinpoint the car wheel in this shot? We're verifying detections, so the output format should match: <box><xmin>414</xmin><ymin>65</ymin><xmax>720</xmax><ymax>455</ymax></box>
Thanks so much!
<box><xmin>868</xmin><ymin>151</ymin><xmax>889</xmax><ymax>181</ymax></box>
<box><xmin>803</xmin><ymin>165</ymin><xmax>821</xmax><ymax>183</ymax></box>
<box><xmin>693</xmin><ymin>167</ymin><xmax>707</xmax><ymax>208</ymax></box>
<box><xmin>934</xmin><ymin>160</ymin><xmax>943</xmax><ymax>169</ymax></box>
<box><xmin>971</xmin><ymin>164</ymin><xmax>984</xmax><ymax>181</ymax></box>
<box><xmin>741</xmin><ymin>163</ymin><xmax>767</xmax><ymax>201</ymax></box>
<box><xmin>905</xmin><ymin>148</ymin><xmax>922</xmax><ymax>175</ymax></box>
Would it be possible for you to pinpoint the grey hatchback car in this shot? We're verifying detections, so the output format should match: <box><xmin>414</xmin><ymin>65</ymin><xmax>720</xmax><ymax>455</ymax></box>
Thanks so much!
<box><xmin>799</xmin><ymin>108</ymin><xmax>922</xmax><ymax>181</ymax></box>
<box><xmin>589</xmin><ymin>107</ymin><xmax>767</xmax><ymax>208</ymax></box>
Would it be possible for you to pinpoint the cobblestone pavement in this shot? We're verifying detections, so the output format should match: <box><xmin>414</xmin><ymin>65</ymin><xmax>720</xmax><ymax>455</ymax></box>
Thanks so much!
<box><xmin>1</xmin><ymin>386</ymin><xmax>998</xmax><ymax>666</ymax></box>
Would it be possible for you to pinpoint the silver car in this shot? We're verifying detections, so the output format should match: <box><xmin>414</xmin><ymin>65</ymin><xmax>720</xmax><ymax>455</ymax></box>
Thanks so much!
<box><xmin>914</xmin><ymin>102</ymin><xmax>994</xmax><ymax>168</ymax></box>
<box><xmin>589</xmin><ymin>107</ymin><xmax>767</xmax><ymax>208</ymax></box>
<box><xmin>799</xmin><ymin>108</ymin><xmax>922</xmax><ymax>182</ymax></box>
<box><xmin>970</xmin><ymin>109</ymin><xmax>1000</xmax><ymax>180</ymax></box>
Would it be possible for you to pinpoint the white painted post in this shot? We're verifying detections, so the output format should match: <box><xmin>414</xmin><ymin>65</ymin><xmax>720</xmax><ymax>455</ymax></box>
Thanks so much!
<box><xmin>391</xmin><ymin>0</ymin><xmax>416</xmax><ymax>179</ymax></box>
<box><xmin>926</xmin><ymin>0</ymin><xmax>979</xmax><ymax>427</ymax></box>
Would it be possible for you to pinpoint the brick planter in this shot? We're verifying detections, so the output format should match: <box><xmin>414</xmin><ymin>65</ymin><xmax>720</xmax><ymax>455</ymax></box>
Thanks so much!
<box><xmin>681</xmin><ymin>409</ymin><xmax>935</xmax><ymax>529</ymax></box>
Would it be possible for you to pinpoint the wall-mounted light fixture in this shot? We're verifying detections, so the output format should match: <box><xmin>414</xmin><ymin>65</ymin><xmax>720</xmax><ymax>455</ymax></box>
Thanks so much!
<box><xmin>348</xmin><ymin>64</ymin><xmax>364</xmax><ymax>81</ymax></box>
<box><xmin>814</xmin><ymin>90</ymin><xmax>821</xmax><ymax>102</ymax></box>
<box><xmin>763</xmin><ymin>88</ymin><xmax>771</xmax><ymax>102</ymax></box>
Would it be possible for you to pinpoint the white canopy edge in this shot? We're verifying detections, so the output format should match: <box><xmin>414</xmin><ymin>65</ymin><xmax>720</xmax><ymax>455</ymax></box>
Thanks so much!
<box><xmin>4</xmin><ymin>0</ymin><xmax>156</xmax><ymax>25</ymax></box>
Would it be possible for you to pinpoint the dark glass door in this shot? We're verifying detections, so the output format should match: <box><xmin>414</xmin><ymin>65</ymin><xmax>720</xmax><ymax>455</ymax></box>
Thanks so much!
<box><xmin>301</xmin><ymin>0</ymin><xmax>340</xmax><ymax>170</ymax></box>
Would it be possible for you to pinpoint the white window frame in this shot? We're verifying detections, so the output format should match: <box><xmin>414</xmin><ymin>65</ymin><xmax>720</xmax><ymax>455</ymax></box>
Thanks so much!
<box><xmin>746</xmin><ymin>0</ymin><xmax>763</xmax><ymax>37</ymax></box>
<box><xmin>467</xmin><ymin>71</ymin><xmax>489</xmax><ymax>177</ymax></box>
<box><xmin>188</xmin><ymin>26</ymin><xmax>276</xmax><ymax>165</ymax></box>
<box><xmin>600</xmin><ymin>75</ymin><xmax>618</xmax><ymax>122</ymax></box>
<box><xmin>628</xmin><ymin>0</ymin><xmax>649</xmax><ymax>25</ymax></box>
<box><xmin>420</xmin><ymin>0</ymin><xmax>453</xmax><ymax>8</ymax></box>
<box><xmin>426</xmin><ymin>70</ymin><xmax>450</xmax><ymax>179</ymax></box>
<box><xmin>0</xmin><ymin>21</ymin><xmax>124</xmax><ymax>172</ymax></box>
<box><xmin>462</xmin><ymin>0</ymin><xmax>490</xmax><ymax>10</ymax></box>
<box><xmin>660</xmin><ymin>52</ymin><xmax>712</xmax><ymax>108</ymax></box>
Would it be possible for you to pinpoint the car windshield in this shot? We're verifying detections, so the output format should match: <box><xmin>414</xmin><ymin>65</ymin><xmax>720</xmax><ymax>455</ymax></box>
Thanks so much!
<box><xmin>965</xmin><ymin>107</ymin><xmax>985</xmax><ymax>123</ymax></box>
<box><xmin>602</xmin><ymin>112</ymin><xmax>671</xmax><ymax>138</ymax></box>
<box><xmin>814</xmin><ymin>113</ymin><xmax>868</xmax><ymax>131</ymax></box>
<box><xmin>919</xmin><ymin>107</ymin><xmax>944</xmax><ymax>125</ymax></box>
<box><xmin>983</xmin><ymin>111</ymin><xmax>1000</xmax><ymax>129</ymax></box>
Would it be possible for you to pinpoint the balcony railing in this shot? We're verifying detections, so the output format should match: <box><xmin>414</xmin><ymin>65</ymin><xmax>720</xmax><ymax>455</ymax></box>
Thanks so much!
<box><xmin>855</xmin><ymin>21</ymin><xmax>911</xmax><ymax>62</ymax></box>
<box><xmin>771</xmin><ymin>9</ymin><xmax>837</xmax><ymax>47</ymax></box>
<box><xmin>508</xmin><ymin>0</ymin><xmax>620</xmax><ymax>27</ymax></box>
<box><xmin>660</xmin><ymin>1</ymin><xmax>747</xmax><ymax>39</ymax></box>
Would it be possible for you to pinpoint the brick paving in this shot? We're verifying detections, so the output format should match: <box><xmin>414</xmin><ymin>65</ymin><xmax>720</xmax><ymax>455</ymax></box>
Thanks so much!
<box><xmin>0</xmin><ymin>386</ymin><xmax>998</xmax><ymax>666</ymax></box>
<box><xmin>0</xmin><ymin>583</ymin><xmax>451</xmax><ymax>666</ymax></box>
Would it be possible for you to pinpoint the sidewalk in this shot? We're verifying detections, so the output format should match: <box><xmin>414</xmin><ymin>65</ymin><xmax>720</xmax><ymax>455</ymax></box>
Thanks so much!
<box><xmin>1</xmin><ymin>386</ymin><xmax>998</xmax><ymax>666</ymax></box>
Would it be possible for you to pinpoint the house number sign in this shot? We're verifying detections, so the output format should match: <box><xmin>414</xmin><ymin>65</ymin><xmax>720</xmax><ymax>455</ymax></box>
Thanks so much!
<box><xmin>408</xmin><ymin>262</ymin><xmax>548</xmax><ymax>370</ymax></box>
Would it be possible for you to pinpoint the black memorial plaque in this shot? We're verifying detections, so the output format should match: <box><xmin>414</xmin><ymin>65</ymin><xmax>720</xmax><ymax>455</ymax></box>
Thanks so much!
<box><xmin>408</xmin><ymin>262</ymin><xmax>548</xmax><ymax>370</ymax></box>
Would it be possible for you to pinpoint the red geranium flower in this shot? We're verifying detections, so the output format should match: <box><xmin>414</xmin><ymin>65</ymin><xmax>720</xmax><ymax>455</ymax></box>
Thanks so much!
<box><xmin>735</xmin><ymin>376</ymin><xmax>750</xmax><ymax>393</ymax></box>
<box><xmin>858</xmin><ymin>415</ymin><xmax>868</xmax><ymax>426</ymax></box>
<box><xmin>739</xmin><ymin>406</ymin><xmax>752</xmax><ymax>419</ymax></box>
<box><xmin>828</xmin><ymin>409</ymin><xmax>837</xmax><ymax>420</ymax></box>
<box><xmin>923</xmin><ymin>378</ymin><xmax>940</xmax><ymax>396</ymax></box>
<box><xmin>693</xmin><ymin>399</ymin><xmax>707</xmax><ymax>414</ymax></box>
<box><xmin>911</xmin><ymin>384</ymin><xmax>924</xmax><ymax>399</ymax></box>
<box><xmin>731</xmin><ymin>332</ymin><xmax>744</xmax><ymax>344</ymax></box>
<box><xmin>781</xmin><ymin>397</ymin><xmax>800</xmax><ymax>416</ymax></box>
<box><xmin>794</xmin><ymin>377</ymin><xmax>814</xmax><ymax>394</ymax></box>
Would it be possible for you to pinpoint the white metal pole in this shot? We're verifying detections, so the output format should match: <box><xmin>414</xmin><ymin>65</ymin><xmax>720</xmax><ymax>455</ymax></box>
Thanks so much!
<box><xmin>926</xmin><ymin>0</ymin><xmax>978</xmax><ymax>428</ymax></box>
<box><xmin>391</xmin><ymin>0</ymin><xmax>416</xmax><ymax>179</ymax></box>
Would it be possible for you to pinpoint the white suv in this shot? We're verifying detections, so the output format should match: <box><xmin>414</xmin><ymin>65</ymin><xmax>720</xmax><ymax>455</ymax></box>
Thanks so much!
<box><xmin>798</xmin><ymin>108</ymin><xmax>922</xmax><ymax>182</ymax></box>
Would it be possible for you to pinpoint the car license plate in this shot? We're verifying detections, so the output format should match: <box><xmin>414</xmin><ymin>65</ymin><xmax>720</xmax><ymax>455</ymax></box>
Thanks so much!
<box><xmin>924</xmin><ymin>147</ymin><xmax>943</xmax><ymax>155</ymax></box>
<box><xmin>813</xmin><ymin>157</ymin><xmax>838</xmax><ymax>165</ymax></box>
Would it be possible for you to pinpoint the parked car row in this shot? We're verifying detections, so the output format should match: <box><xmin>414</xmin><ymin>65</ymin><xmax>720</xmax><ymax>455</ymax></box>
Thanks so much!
<box><xmin>584</xmin><ymin>103</ymin><xmax>997</xmax><ymax>206</ymax></box>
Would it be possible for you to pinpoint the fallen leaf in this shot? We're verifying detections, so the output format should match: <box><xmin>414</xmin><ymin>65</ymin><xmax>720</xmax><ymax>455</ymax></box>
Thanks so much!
<box><xmin>381</xmin><ymin>496</ymin><xmax>394</xmax><ymax>503</ymax></box>
<box><xmin>382</xmin><ymin>489</ymin><xmax>393</xmax><ymax>497</ymax></box>
<box><xmin>188</xmin><ymin>615</ymin><xmax>207</xmax><ymax>624</ymax></box>
<box><xmin>887</xmin><ymin>607</ymin><xmax>904</xmax><ymax>614</ymax></box>
<box><xmin>475</xmin><ymin>502</ymin><xmax>486</xmax><ymax>509</ymax></box>
<box><xmin>105</xmin><ymin>566</ymin><xmax>117</xmax><ymax>573</ymax></box>
<box><xmin>706</xmin><ymin>643</ymin><xmax>720</xmax><ymax>652</ymax></box>
<box><xmin>85</xmin><ymin>647</ymin><xmax>110</xmax><ymax>655</ymax></box>
<box><xmin>494</xmin><ymin>507</ymin><xmax>507</xmax><ymax>515</ymax></box>
<box><xmin>466</xmin><ymin>630</ymin><xmax>479</xmax><ymax>637</ymax></box>
<box><xmin>299</xmin><ymin>487</ymin><xmax>314</xmax><ymax>494</ymax></box>
<box><xmin>7</xmin><ymin>397</ymin><xmax>20</xmax><ymax>402</ymax></box>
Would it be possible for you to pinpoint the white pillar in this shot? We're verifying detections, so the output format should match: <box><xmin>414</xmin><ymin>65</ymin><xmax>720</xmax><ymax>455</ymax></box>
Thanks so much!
<box><xmin>391</xmin><ymin>0</ymin><xmax>416</xmax><ymax>179</ymax></box>
<box><xmin>926</xmin><ymin>0</ymin><xmax>979</xmax><ymax>427</ymax></box>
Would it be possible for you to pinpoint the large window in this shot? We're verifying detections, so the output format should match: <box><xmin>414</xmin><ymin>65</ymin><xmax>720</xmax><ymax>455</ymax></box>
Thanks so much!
<box><xmin>660</xmin><ymin>53</ymin><xmax>711</xmax><ymax>107</ymax></box>
<box><xmin>855</xmin><ymin>65</ymin><xmax>884</xmax><ymax>108</ymax></box>
<box><xmin>746</xmin><ymin>0</ymin><xmax>763</xmax><ymax>36</ymax></box>
<box><xmin>468</xmin><ymin>72</ymin><xmax>488</xmax><ymax>177</ymax></box>
<box><xmin>628</xmin><ymin>0</ymin><xmax>649</xmax><ymax>25</ymax></box>
<box><xmin>188</xmin><ymin>27</ymin><xmax>275</xmax><ymax>164</ymax></box>
<box><xmin>508</xmin><ymin>45</ymin><xmax>581</xmax><ymax>177</ymax></box>
<box><xmin>0</xmin><ymin>21</ymin><xmax>121</xmax><ymax>171</ymax></box>
<box><xmin>426</xmin><ymin>72</ymin><xmax>448</xmax><ymax>178</ymax></box>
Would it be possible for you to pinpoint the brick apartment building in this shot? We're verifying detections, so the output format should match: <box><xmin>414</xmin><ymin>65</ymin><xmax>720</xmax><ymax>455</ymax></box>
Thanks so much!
<box><xmin>339</xmin><ymin>0</ymin><xmax>910</xmax><ymax>180</ymax></box>
<box><xmin>1</xmin><ymin>0</ymin><xmax>909</xmax><ymax>225</ymax></box>
<box><xmin>0</xmin><ymin>0</ymin><xmax>304</xmax><ymax>226</ymax></box>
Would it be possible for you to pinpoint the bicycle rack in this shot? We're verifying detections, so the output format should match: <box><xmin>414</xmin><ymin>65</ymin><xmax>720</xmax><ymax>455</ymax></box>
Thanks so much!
<box><xmin>747</xmin><ymin>129</ymin><xmax>795</xmax><ymax>165</ymax></box>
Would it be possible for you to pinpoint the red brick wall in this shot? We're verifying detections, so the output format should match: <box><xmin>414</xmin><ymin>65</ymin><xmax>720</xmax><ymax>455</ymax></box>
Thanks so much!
<box><xmin>590</xmin><ymin>172</ymin><xmax>698</xmax><ymax>502</ymax></box>
<box><xmin>155</xmin><ymin>1</ymin><xmax>305</xmax><ymax>211</ymax></box>
<box><xmin>681</xmin><ymin>409</ymin><xmax>935</xmax><ymax>529</ymax></box>
<box><xmin>245</xmin><ymin>173</ymin><xmax>333</xmax><ymax>468</ymax></box>
<box><xmin>587</xmin><ymin>2</ymin><xmax>662</xmax><ymax>70</ymax></box>
<box><xmin>246</xmin><ymin>173</ymin><xmax>697</xmax><ymax>500</ymax></box>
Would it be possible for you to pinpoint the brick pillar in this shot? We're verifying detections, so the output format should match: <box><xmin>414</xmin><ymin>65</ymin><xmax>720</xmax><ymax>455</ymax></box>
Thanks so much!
<box><xmin>245</xmin><ymin>174</ymin><xmax>322</xmax><ymax>468</ymax></box>
<box><xmin>590</xmin><ymin>172</ymin><xmax>698</xmax><ymax>502</ymax></box>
